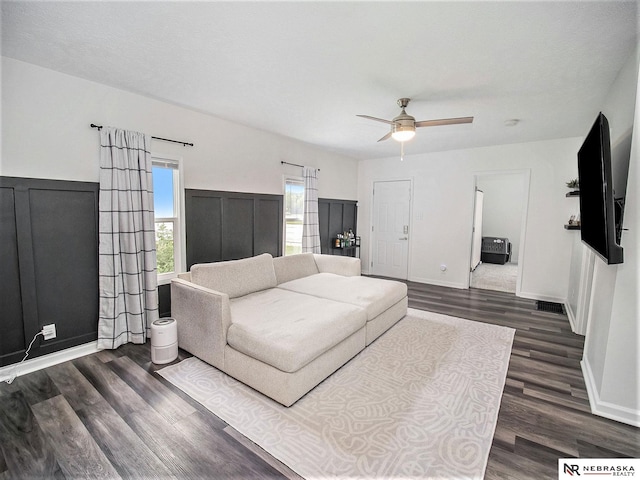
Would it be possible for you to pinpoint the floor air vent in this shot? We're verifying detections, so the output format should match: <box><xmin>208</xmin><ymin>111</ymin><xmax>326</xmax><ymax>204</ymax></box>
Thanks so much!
<box><xmin>536</xmin><ymin>301</ymin><xmax>565</xmax><ymax>314</ymax></box>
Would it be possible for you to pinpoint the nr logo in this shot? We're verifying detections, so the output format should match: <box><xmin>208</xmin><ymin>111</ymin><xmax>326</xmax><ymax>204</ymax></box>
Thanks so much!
<box><xmin>564</xmin><ymin>463</ymin><xmax>581</xmax><ymax>476</ymax></box>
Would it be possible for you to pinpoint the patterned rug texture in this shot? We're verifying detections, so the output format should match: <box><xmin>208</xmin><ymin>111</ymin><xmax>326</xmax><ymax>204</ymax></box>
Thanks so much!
<box><xmin>158</xmin><ymin>308</ymin><xmax>515</xmax><ymax>480</ymax></box>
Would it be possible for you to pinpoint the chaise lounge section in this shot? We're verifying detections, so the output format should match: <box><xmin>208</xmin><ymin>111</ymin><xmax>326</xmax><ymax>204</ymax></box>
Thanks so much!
<box><xmin>171</xmin><ymin>253</ymin><xmax>407</xmax><ymax>406</ymax></box>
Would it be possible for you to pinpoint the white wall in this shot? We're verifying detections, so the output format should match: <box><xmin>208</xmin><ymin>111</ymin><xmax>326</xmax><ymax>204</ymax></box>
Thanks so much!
<box><xmin>581</xmin><ymin>44</ymin><xmax>639</xmax><ymax>427</ymax></box>
<box><xmin>1</xmin><ymin>57</ymin><xmax>358</xmax><ymax>199</ymax></box>
<box><xmin>565</xmin><ymin>233</ymin><xmax>584</xmax><ymax>331</ymax></box>
<box><xmin>476</xmin><ymin>173</ymin><xmax>525</xmax><ymax>262</ymax></box>
<box><xmin>358</xmin><ymin>136</ymin><xmax>581</xmax><ymax>301</ymax></box>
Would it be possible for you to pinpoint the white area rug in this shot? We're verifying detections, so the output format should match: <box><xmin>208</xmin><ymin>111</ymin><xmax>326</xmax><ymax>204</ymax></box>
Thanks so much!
<box><xmin>159</xmin><ymin>308</ymin><xmax>515</xmax><ymax>479</ymax></box>
<box><xmin>470</xmin><ymin>263</ymin><xmax>518</xmax><ymax>293</ymax></box>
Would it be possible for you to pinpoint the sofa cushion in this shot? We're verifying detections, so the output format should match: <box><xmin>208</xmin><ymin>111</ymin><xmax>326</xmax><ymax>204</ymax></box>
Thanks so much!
<box><xmin>272</xmin><ymin>253</ymin><xmax>319</xmax><ymax>284</ymax></box>
<box><xmin>278</xmin><ymin>273</ymin><xmax>407</xmax><ymax>321</ymax></box>
<box><xmin>190</xmin><ymin>253</ymin><xmax>277</xmax><ymax>299</ymax></box>
<box><xmin>227</xmin><ymin>288</ymin><xmax>366</xmax><ymax>373</ymax></box>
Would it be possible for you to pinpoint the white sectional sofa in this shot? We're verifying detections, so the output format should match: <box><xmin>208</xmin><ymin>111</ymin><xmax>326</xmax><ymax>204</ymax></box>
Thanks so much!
<box><xmin>170</xmin><ymin>253</ymin><xmax>407</xmax><ymax>406</ymax></box>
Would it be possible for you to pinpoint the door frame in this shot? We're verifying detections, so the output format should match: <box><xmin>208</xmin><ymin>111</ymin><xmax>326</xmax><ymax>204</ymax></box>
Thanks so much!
<box><xmin>369</xmin><ymin>178</ymin><xmax>413</xmax><ymax>280</ymax></box>
<box><xmin>470</xmin><ymin>188</ymin><xmax>484</xmax><ymax>271</ymax></box>
<box><xmin>467</xmin><ymin>169</ymin><xmax>531</xmax><ymax>296</ymax></box>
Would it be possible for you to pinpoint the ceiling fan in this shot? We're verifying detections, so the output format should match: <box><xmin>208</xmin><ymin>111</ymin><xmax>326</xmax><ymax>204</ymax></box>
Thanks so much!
<box><xmin>358</xmin><ymin>98</ymin><xmax>474</xmax><ymax>143</ymax></box>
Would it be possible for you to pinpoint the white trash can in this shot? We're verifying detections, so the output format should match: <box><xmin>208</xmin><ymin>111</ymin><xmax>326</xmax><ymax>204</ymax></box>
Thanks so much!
<box><xmin>151</xmin><ymin>318</ymin><xmax>178</xmax><ymax>364</ymax></box>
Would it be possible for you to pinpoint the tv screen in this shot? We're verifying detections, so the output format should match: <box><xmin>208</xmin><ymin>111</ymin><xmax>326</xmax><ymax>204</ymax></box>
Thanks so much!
<box><xmin>577</xmin><ymin>113</ymin><xmax>623</xmax><ymax>265</ymax></box>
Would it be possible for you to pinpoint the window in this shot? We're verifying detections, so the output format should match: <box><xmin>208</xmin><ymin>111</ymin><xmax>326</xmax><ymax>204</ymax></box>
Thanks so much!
<box><xmin>284</xmin><ymin>177</ymin><xmax>304</xmax><ymax>255</ymax></box>
<box><xmin>152</xmin><ymin>157</ymin><xmax>183</xmax><ymax>282</ymax></box>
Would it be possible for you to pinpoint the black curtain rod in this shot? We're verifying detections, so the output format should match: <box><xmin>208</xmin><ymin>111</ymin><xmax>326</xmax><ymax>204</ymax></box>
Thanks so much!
<box><xmin>280</xmin><ymin>161</ymin><xmax>320</xmax><ymax>171</ymax></box>
<box><xmin>90</xmin><ymin>124</ymin><xmax>194</xmax><ymax>147</ymax></box>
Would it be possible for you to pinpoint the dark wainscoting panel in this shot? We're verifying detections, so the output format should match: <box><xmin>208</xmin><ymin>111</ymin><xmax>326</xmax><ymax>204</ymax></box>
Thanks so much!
<box><xmin>0</xmin><ymin>187</ymin><xmax>25</xmax><ymax>362</ymax></box>
<box><xmin>186</xmin><ymin>194</ymin><xmax>223</xmax><ymax>267</ymax></box>
<box><xmin>223</xmin><ymin>197</ymin><xmax>254</xmax><ymax>260</ymax></box>
<box><xmin>254</xmin><ymin>197</ymin><xmax>283</xmax><ymax>258</ymax></box>
<box><xmin>185</xmin><ymin>190</ymin><xmax>283</xmax><ymax>268</ymax></box>
<box><xmin>318</xmin><ymin>198</ymin><xmax>358</xmax><ymax>255</ymax></box>
<box><xmin>0</xmin><ymin>177</ymin><xmax>99</xmax><ymax>366</ymax></box>
<box><xmin>29</xmin><ymin>188</ymin><xmax>99</xmax><ymax>352</ymax></box>
<box><xmin>158</xmin><ymin>284</ymin><xmax>172</xmax><ymax>318</ymax></box>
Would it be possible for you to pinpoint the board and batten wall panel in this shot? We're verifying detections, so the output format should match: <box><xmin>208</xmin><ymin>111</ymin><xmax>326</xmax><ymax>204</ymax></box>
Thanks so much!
<box><xmin>0</xmin><ymin>177</ymin><xmax>99</xmax><ymax>366</ymax></box>
<box><xmin>0</xmin><ymin>186</ymin><xmax>25</xmax><ymax>363</ymax></box>
<box><xmin>255</xmin><ymin>197</ymin><xmax>284</xmax><ymax>257</ymax></box>
<box><xmin>186</xmin><ymin>194</ymin><xmax>223</xmax><ymax>267</ymax></box>
<box><xmin>223</xmin><ymin>197</ymin><xmax>255</xmax><ymax>260</ymax></box>
<box><xmin>318</xmin><ymin>199</ymin><xmax>358</xmax><ymax>255</ymax></box>
<box><xmin>185</xmin><ymin>189</ymin><xmax>283</xmax><ymax>268</ymax></box>
<box><xmin>186</xmin><ymin>191</ymin><xmax>356</xmax><ymax>265</ymax></box>
<box><xmin>29</xmin><ymin>188</ymin><xmax>99</xmax><ymax>350</ymax></box>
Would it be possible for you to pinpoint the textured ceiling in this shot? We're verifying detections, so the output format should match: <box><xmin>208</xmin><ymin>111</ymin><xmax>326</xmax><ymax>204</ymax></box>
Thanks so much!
<box><xmin>2</xmin><ymin>1</ymin><xmax>637</xmax><ymax>160</ymax></box>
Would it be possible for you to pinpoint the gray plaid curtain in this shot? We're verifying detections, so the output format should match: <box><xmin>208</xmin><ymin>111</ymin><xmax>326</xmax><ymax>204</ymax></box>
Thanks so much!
<box><xmin>302</xmin><ymin>167</ymin><xmax>321</xmax><ymax>253</ymax></box>
<box><xmin>97</xmin><ymin>127</ymin><xmax>158</xmax><ymax>349</ymax></box>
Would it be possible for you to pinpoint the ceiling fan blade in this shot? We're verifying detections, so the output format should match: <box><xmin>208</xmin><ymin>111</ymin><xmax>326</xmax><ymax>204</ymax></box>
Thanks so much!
<box><xmin>377</xmin><ymin>132</ymin><xmax>392</xmax><ymax>142</ymax></box>
<box><xmin>415</xmin><ymin>116</ymin><xmax>474</xmax><ymax>128</ymax></box>
<box><xmin>357</xmin><ymin>114</ymin><xmax>396</xmax><ymax>125</ymax></box>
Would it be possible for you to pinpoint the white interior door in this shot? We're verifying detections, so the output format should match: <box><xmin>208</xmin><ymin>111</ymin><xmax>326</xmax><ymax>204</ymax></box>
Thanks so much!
<box><xmin>470</xmin><ymin>189</ymin><xmax>484</xmax><ymax>271</ymax></box>
<box><xmin>371</xmin><ymin>180</ymin><xmax>411</xmax><ymax>279</ymax></box>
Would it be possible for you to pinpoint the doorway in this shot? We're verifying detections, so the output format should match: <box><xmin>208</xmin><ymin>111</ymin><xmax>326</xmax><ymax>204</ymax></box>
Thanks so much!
<box><xmin>469</xmin><ymin>171</ymin><xmax>530</xmax><ymax>294</ymax></box>
<box><xmin>371</xmin><ymin>180</ymin><xmax>411</xmax><ymax>279</ymax></box>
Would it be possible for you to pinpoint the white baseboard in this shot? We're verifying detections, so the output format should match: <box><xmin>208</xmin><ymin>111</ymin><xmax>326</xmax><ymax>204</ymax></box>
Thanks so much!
<box><xmin>581</xmin><ymin>358</ymin><xmax>640</xmax><ymax>427</ymax></box>
<box><xmin>0</xmin><ymin>342</ymin><xmax>100</xmax><ymax>383</ymax></box>
<box><xmin>565</xmin><ymin>302</ymin><xmax>578</xmax><ymax>333</ymax></box>
<box><xmin>517</xmin><ymin>290</ymin><xmax>566</xmax><ymax>305</ymax></box>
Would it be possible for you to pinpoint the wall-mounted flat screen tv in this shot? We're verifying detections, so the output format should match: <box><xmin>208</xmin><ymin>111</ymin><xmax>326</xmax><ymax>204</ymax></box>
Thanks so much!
<box><xmin>577</xmin><ymin>112</ymin><xmax>624</xmax><ymax>265</ymax></box>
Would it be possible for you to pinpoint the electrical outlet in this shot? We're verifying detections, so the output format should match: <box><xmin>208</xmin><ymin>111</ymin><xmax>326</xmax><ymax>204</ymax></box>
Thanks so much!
<box><xmin>42</xmin><ymin>324</ymin><xmax>56</xmax><ymax>340</ymax></box>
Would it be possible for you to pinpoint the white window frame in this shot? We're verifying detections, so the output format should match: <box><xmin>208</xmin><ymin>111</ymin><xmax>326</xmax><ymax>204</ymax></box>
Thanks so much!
<box><xmin>283</xmin><ymin>175</ymin><xmax>305</xmax><ymax>256</ymax></box>
<box><xmin>152</xmin><ymin>154</ymin><xmax>185</xmax><ymax>284</ymax></box>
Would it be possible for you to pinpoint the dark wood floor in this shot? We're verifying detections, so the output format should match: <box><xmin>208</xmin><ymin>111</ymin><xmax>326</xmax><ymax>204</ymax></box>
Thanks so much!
<box><xmin>1</xmin><ymin>283</ymin><xmax>638</xmax><ymax>479</ymax></box>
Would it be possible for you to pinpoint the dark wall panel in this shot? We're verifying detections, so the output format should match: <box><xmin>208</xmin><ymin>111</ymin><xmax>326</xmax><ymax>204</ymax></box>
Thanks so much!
<box><xmin>319</xmin><ymin>201</ymin><xmax>330</xmax><ymax>253</ymax></box>
<box><xmin>158</xmin><ymin>284</ymin><xmax>171</xmax><ymax>318</ymax></box>
<box><xmin>343</xmin><ymin>205</ymin><xmax>356</xmax><ymax>234</ymax></box>
<box><xmin>186</xmin><ymin>194</ymin><xmax>222</xmax><ymax>266</ymax></box>
<box><xmin>255</xmin><ymin>198</ymin><xmax>283</xmax><ymax>257</ymax></box>
<box><xmin>319</xmin><ymin>198</ymin><xmax>358</xmax><ymax>254</ymax></box>
<box><xmin>185</xmin><ymin>189</ymin><xmax>283</xmax><ymax>268</ymax></box>
<box><xmin>0</xmin><ymin>187</ymin><xmax>25</xmax><ymax>361</ymax></box>
<box><xmin>329</xmin><ymin>203</ymin><xmax>345</xmax><ymax>240</ymax></box>
<box><xmin>223</xmin><ymin>197</ymin><xmax>254</xmax><ymax>260</ymax></box>
<box><xmin>29</xmin><ymin>188</ymin><xmax>99</xmax><ymax>352</ymax></box>
<box><xmin>0</xmin><ymin>177</ymin><xmax>99</xmax><ymax>366</ymax></box>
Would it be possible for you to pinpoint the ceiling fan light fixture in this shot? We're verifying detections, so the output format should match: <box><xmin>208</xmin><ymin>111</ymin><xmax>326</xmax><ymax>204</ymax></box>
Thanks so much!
<box><xmin>392</xmin><ymin>130</ymin><xmax>416</xmax><ymax>142</ymax></box>
<box><xmin>391</xmin><ymin>125</ymin><xmax>416</xmax><ymax>142</ymax></box>
<box><xmin>359</xmin><ymin>97</ymin><xmax>472</xmax><ymax>144</ymax></box>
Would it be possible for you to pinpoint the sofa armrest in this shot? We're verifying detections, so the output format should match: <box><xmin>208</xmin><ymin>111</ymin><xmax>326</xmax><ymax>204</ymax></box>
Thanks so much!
<box><xmin>170</xmin><ymin>278</ymin><xmax>231</xmax><ymax>369</ymax></box>
<box><xmin>177</xmin><ymin>272</ymin><xmax>191</xmax><ymax>281</ymax></box>
<box><xmin>313</xmin><ymin>254</ymin><xmax>361</xmax><ymax>277</ymax></box>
